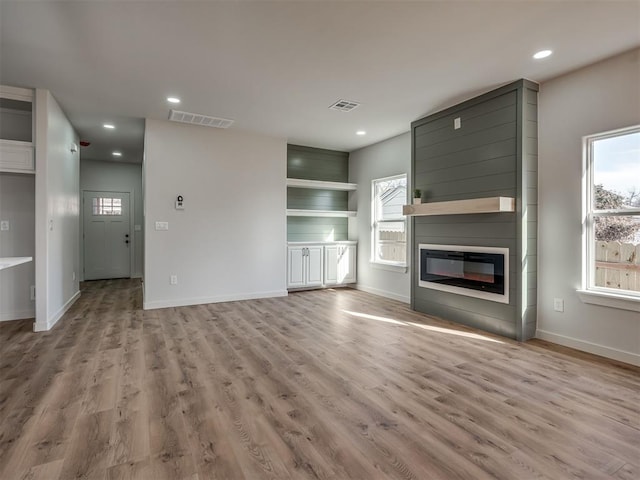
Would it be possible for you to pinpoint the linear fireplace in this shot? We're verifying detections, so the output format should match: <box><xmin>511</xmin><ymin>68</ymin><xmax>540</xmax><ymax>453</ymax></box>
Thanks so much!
<box><xmin>419</xmin><ymin>244</ymin><xmax>509</xmax><ymax>304</ymax></box>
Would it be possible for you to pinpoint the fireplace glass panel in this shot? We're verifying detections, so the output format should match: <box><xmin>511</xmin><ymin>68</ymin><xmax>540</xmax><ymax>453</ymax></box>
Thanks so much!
<box><xmin>420</xmin><ymin>248</ymin><xmax>505</xmax><ymax>296</ymax></box>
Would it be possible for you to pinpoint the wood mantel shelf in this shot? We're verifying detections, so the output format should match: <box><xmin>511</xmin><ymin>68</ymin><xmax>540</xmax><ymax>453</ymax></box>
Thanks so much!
<box><xmin>403</xmin><ymin>197</ymin><xmax>515</xmax><ymax>216</ymax></box>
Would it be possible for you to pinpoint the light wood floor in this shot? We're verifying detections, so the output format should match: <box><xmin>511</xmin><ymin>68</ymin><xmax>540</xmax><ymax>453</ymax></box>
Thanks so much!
<box><xmin>0</xmin><ymin>280</ymin><xmax>638</xmax><ymax>480</ymax></box>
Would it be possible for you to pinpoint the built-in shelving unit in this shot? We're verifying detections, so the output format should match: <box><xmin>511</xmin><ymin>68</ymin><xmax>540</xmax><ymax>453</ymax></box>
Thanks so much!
<box><xmin>286</xmin><ymin>209</ymin><xmax>357</xmax><ymax>218</ymax></box>
<box><xmin>286</xmin><ymin>178</ymin><xmax>357</xmax><ymax>191</ymax></box>
<box><xmin>0</xmin><ymin>85</ymin><xmax>35</xmax><ymax>174</ymax></box>
<box><xmin>403</xmin><ymin>196</ymin><xmax>515</xmax><ymax>216</ymax></box>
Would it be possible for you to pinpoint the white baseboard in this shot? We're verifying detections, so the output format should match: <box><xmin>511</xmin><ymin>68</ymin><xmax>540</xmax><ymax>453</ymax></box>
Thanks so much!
<box><xmin>33</xmin><ymin>290</ymin><xmax>81</xmax><ymax>332</ymax></box>
<box><xmin>354</xmin><ymin>284</ymin><xmax>410</xmax><ymax>304</ymax></box>
<box><xmin>0</xmin><ymin>309</ymin><xmax>35</xmax><ymax>322</ymax></box>
<box><xmin>143</xmin><ymin>289</ymin><xmax>288</xmax><ymax>310</ymax></box>
<box><xmin>535</xmin><ymin>329</ymin><xmax>640</xmax><ymax>367</ymax></box>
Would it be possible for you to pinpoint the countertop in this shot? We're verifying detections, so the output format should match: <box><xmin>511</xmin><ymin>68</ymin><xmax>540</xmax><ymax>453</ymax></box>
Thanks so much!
<box><xmin>0</xmin><ymin>257</ymin><xmax>33</xmax><ymax>271</ymax></box>
<box><xmin>287</xmin><ymin>241</ymin><xmax>357</xmax><ymax>246</ymax></box>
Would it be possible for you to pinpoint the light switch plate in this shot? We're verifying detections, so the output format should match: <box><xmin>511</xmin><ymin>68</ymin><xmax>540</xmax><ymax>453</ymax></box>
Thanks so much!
<box><xmin>553</xmin><ymin>298</ymin><xmax>564</xmax><ymax>312</ymax></box>
<box><xmin>0</xmin><ymin>221</ymin><xmax>9</xmax><ymax>231</ymax></box>
<box><xmin>454</xmin><ymin>117</ymin><xmax>461</xmax><ymax>130</ymax></box>
<box><xmin>155</xmin><ymin>221</ymin><xmax>169</xmax><ymax>231</ymax></box>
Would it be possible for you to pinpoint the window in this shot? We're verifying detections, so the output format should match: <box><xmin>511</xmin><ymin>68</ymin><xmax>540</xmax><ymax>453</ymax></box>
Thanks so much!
<box><xmin>372</xmin><ymin>174</ymin><xmax>407</xmax><ymax>266</ymax></box>
<box><xmin>584</xmin><ymin>126</ymin><xmax>640</xmax><ymax>299</ymax></box>
<box><xmin>92</xmin><ymin>197</ymin><xmax>122</xmax><ymax>216</ymax></box>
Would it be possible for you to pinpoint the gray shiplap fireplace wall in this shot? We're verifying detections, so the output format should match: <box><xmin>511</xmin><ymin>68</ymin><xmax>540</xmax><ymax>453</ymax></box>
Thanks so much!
<box><xmin>411</xmin><ymin>79</ymin><xmax>538</xmax><ymax>341</ymax></box>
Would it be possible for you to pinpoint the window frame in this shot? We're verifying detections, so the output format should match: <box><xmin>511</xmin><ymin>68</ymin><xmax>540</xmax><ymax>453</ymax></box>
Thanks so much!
<box><xmin>371</xmin><ymin>173</ymin><xmax>408</xmax><ymax>268</ymax></box>
<box><xmin>582</xmin><ymin>125</ymin><xmax>640</xmax><ymax>306</ymax></box>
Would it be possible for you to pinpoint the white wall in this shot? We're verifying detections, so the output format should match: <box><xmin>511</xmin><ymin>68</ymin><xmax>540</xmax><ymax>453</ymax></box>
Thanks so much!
<box><xmin>34</xmin><ymin>89</ymin><xmax>80</xmax><ymax>331</ymax></box>
<box><xmin>143</xmin><ymin>119</ymin><xmax>287</xmax><ymax>309</ymax></box>
<box><xmin>80</xmin><ymin>160</ymin><xmax>143</xmax><ymax>279</ymax></box>
<box><xmin>537</xmin><ymin>49</ymin><xmax>640</xmax><ymax>365</ymax></box>
<box><xmin>349</xmin><ymin>132</ymin><xmax>411</xmax><ymax>303</ymax></box>
<box><xmin>0</xmin><ymin>173</ymin><xmax>35</xmax><ymax>320</ymax></box>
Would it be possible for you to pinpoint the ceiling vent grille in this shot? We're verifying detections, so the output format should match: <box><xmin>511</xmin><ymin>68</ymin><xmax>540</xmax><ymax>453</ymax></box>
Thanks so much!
<box><xmin>169</xmin><ymin>109</ymin><xmax>234</xmax><ymax>129</ymax></box>
<box><xmin>328</xmin><ymin>99</ymin><xmax>360</xmax><ymax>112</ymax></box>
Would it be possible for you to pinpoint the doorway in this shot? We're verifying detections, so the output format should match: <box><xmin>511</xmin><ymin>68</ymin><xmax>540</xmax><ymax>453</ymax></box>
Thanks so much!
<box><xmin>83</xmin><ymin>190</ymin><xmax>132</xmax><ymax>280</ymax></box>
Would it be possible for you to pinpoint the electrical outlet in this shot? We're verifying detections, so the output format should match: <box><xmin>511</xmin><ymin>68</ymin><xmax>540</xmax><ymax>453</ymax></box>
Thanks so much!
<box><xmin>155</xmin><ymin>221</ymin><xmax>169</xmax><ymax>231</ymax></box>
<box><xmin>170</xmin><ymin>275</ymin><xmax>178</xmax><ymax>285</ymax></box>
<box><xmin>0</xmin><ymin>220</ymin><xmax>9</xmax><ymax>231</ymax></box>
<box><xmin>553</xmin><ymin>298</ymin><xmax>564</xmax><ymax>312</ymax></box>
<box><xmin>30</xmin><ymin>285</ymin><xmax>35</xmax><ymax>301</ymax></box>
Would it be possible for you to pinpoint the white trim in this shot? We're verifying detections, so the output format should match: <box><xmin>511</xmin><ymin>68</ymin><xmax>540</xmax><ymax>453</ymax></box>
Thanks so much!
<box><xmin>536</xmin><ymin>328</ymin><xmax>640</xmax><ymax>367</ymax></box>
<box><xmin>418</xmin><ymin>244</ymin><xmax>509</xmax><ymax>304</ymax></box>
<box><xmin>370</xmin><ymin>262</ymin><xmax>408</xmax><ymax>273</ymax></box>
<box><xmin>582</xmin><ymin>125</ymin><xmax>640</xmax><ymax>293</ymax></box>
<box><xmin>33</xmin><ymin>290</ymin><xmax>80</xmax><ymax>332</ymax></box>
<box><xmin>143</xmin><ymin>289</ymin><xmax>288</xmax><ymax>310</ymax></box>
<box><xmin>354</xmin><ymin>284</ymin><xmax>410</xmax><ymax>304</ymax></box>
<box><xmin>372</xmin><ymin>173</ymin><xmax>408</xmax><ymax>266</ymax></box>
<box><xmin>0</xmin><ymin>309</ymin><xmax>35</xmax><ymax>321</ymax></box>
<box><xmin>576</xmin><ymin>289</ymin><xmax>640</xmax><ymax>312</ymax></box>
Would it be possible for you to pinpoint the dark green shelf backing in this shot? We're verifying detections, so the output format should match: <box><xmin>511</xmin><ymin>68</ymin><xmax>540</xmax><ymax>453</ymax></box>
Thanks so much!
<box><xmin>287</xmin><ymin>145</ymin><xmax>350</xmax><ymax>242</ymax></box>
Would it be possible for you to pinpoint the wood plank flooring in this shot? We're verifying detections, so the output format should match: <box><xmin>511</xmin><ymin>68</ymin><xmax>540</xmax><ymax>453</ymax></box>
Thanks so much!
<box><xmin>0</xmin><ymin>279</ymin><xmax>638</xmax><ymax>479</ymax></box>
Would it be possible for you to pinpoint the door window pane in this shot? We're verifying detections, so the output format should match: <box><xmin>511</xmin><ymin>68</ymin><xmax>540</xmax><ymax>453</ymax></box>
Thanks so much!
<box><xmin>92</xmin><ymin>197</ymin><xmax>122</xmax><ymax>216</ymax></box>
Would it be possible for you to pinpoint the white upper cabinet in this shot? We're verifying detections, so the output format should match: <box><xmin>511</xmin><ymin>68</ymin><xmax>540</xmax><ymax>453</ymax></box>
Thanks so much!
<box><xmin>0</xmin><ymin>85</ymin><xmax>35</xmax><ymax>174</ymax></box>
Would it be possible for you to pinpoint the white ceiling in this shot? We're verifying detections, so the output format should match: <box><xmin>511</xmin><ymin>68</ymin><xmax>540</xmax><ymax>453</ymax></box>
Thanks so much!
<box><xmin>1</xmin><ymin>1</ymin><xmax>639</xmax><ymax>164</ymax></box>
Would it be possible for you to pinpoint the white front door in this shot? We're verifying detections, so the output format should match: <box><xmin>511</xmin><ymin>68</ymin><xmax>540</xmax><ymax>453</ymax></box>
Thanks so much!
<box><xmin>83</xmin><ymin>191</ymin><xmax>131</xmax><ymax>280</ymax></box>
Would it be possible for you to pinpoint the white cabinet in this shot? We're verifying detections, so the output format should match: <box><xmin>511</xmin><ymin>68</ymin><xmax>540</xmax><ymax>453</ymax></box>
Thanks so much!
<box><xmin>0</xmin><ymin>140</ymin><xmax>34</xmax><ymax>173</ymax></box>
<box><xmin>324</xmin><ymin>244</ymin><xmax>356</xmax><ymax>285</ymax></box>
<box><xmin>287</xmin><ymin>245</ymin><xmax>324</xmax><ymax>289</ymax></box>
<box><xmin>1</xmin><ymin>86</ymin><xmax>34</xmax><ymax>174</ymax></box>
<box><xmin>288</xmin><ymin>242</ymin><xmax>356</xmax><ymax>290</ymax></box>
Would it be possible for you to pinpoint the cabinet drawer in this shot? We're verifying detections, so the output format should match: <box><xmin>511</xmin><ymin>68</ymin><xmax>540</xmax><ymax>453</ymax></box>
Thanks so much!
<box><xmin>0</xmin><ymin>140</ymin><xmax>34</xmax><ymax>173</ymax></box>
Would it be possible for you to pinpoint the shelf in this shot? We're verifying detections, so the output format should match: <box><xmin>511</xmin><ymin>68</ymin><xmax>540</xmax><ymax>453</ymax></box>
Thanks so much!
<box><xmin>287</xmin><ymin>209</ymin><xmax>357</xmax><ymax>218</ymax></box>
<box><xmin>287</xmin><ymin>178</ymin><xmax>357</xmax><ymax>191</ymax></box>
<box><xmin>403</xmin><ymin>197</ymin><xmax>515</xmax><ymax>216</ymax></box>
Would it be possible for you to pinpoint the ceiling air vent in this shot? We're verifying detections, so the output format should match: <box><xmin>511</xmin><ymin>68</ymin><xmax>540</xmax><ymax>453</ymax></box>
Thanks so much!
<box><xmin>169</xmin><ymin>109</ymin><xmax>234</xmax><ymax>129</ymax></box>
<box><xmin>329</xmin><ymin>99</ymin><xmax>360</xmax><ymax>112</ymax></box>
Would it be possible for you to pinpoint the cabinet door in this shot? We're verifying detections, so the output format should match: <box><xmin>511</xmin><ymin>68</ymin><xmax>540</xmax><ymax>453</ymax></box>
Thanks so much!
<box><xmin>338</xmin><ymin>245</ymin><xmax>357</xmax><ymax>284</ymax></box>
<box><xmin>0</xmin><ymin>141</ymin><xmax>34</xmax><ymax>173</ymax></box>
<box><xmin>287</xmin><ymin>247</ymin><xmax>306</xmax><ymax>288</ymax></box>
<box><xmin>324</xmin><ymin>245</ymin><xmax>338</xmax><ymax>285</ymax></box>
<box><xmin>306</xmin><ymin>245</ymin><xmax>324</xmax><ymax>287</ymax></box>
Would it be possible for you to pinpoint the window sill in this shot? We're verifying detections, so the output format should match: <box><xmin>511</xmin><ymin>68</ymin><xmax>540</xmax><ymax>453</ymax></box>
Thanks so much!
<box><xmin>576</xmin><ymin>289</ymin><xmax>640</xmax><ymax>313</ymax></box>
<box><xmin>370</xmin><ymin>262</ymin><xmax>408</xmax><ymax>273</ymax></box>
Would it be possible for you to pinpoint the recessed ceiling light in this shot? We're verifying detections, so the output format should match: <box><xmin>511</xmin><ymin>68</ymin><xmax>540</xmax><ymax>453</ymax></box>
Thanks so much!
<box><xmin>167</xmin><ymin>97</ymin><xmax>181</xmax><ymax>104</ymax></box>
<box><xmin>533</xmin><ymin>49</ymin><xmax>553</xmax><ymax>60</ymax></box>
<box><xmin>103</xmin><ymin>123</ymin><xmax>115</xmax><ymax>129</ymax></box>
<box><xmin>356</xmin><ymin>130</ymin><xmax>366</xmax><ymax>136</ymax></box>
<box><xmin>112</xmin><ymin>151</ymin><xmax>122</xmax><ymax>157</ymax></box>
